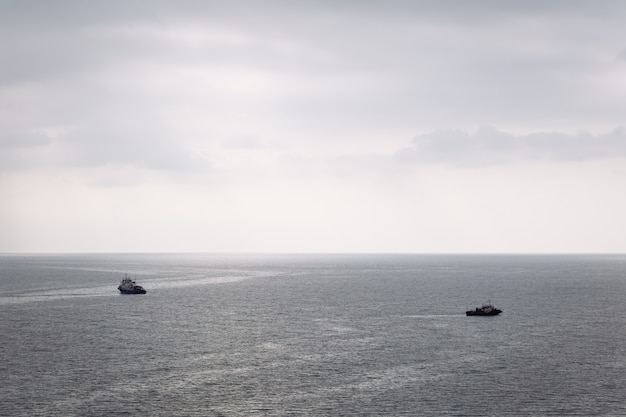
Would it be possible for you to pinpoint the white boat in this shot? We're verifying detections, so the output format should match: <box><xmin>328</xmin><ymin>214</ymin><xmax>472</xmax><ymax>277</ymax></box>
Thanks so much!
<box><xmin>118</xmin><ymin>274</ymin><xmax>146</xmax><ymax>294</ymax></box>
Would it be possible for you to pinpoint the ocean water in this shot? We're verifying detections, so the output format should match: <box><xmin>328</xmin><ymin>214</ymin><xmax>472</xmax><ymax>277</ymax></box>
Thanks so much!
<box><xmin>1</xmin><ymin>254</ymin><xmax>625</xmax><ymax>416</ymax></box>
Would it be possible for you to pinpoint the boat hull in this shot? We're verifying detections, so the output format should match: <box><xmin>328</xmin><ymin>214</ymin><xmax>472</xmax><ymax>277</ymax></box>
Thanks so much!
<box><xmin>118</xmin><ymin>286</ymin><xmax>146</xmax><ymax>294</ymax></box>
<box><xmin>466</xmin><ymin>309</ymin><xmax>501</xmax><ymax>316</ymax></box>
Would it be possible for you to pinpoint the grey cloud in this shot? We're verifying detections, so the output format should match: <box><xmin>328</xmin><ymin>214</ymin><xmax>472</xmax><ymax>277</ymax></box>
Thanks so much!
<box><xmin>0</xmin><ymin>121</ymin><xmax>211</xmax><ymax>174</ymax></box>
<box><xmin>0</xmin><ymin>131</ymin><xmax>50</xmax><ymax>148</ymax></box>
<box><xmin>3</xmin><ymin>0</ymin><xmax>626</xmax><ymax>175</ymax></box>
<box><xmin>395</xmin><ymin>127</ymin><xmax>626</xmax><ymax>166</ymax></box>
<box><xmin>0</xmin><ymin>2</ymin><xmax>335</xmax><ymax>87</ymax></box>
<box><xmin>0</xmin><ymin>131</ymin><xmax>51</xmax><ymax>172</ymax></box>
<box><xmin>57</xmin><ymin>124</ymin><xmax>212</xmax><ymax>173</ymax></box>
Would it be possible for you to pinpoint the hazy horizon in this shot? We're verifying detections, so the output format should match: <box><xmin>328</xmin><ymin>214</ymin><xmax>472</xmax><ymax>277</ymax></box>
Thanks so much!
<box><xmin>2</xmin><ymin>1</ymin><xmax>626</xmax><ymax>253</ymax></box>
<box><xmin>2</xmin><ymin>251</ymin><xmax>624</xmax><ymax>256</ymax></box>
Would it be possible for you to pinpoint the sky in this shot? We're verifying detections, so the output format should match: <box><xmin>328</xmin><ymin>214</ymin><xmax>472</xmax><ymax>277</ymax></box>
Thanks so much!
<box><xmin>1</xmin><ymin>0</ymin><xmax>626</xmax><ymax>253</ymax></box>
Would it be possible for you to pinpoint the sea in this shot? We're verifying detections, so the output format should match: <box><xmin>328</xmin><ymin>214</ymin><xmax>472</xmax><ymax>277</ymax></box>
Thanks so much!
<box><xmin>1</xmin><ymin>253</ymin><xmax>625</xmax><ymax>416</ymax></box>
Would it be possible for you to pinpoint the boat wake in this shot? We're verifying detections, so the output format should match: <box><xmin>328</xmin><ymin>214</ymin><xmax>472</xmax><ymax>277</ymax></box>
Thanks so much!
<box><xmin>143</xmin><ymin>270</ymin><xmax>280</xmax><ymax>289</ymax></box>
<box><xmin>404</xmin><ymin>314</ymin><xmax>465</xmax><ymax>319</ymax></box>
<box><xmin>0</xmin><ymin>271</ymin><xmax>278</xmax><ymax>305</ymax></box>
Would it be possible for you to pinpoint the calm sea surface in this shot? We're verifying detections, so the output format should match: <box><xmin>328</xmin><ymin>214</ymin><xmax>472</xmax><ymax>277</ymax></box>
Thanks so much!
<box><xmin>1</xmin><ymin>254</ymin><xmax>625</xmax><ymax>416</ymax></box>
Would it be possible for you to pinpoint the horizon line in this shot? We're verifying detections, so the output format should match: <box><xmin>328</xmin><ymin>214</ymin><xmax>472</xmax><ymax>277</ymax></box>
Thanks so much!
<box><xmin>1</xmin><ymin>251</ymin><xmax>625</xmax><ymax>256</ymax></box>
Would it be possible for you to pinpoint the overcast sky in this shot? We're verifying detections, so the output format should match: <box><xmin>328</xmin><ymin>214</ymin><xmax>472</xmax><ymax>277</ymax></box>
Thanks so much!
<box><xmin>2</xmin><ymin>0</ymin><xmax>626</xmax><ymax>253</ymax></box>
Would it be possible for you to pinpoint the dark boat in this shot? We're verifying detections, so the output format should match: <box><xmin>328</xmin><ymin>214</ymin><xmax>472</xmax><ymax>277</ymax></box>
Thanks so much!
<box><xmin>118</xmin><ymin>274</ymin><xmax>147</xmax><ymax>294</ymax></box>
<box><xmin>466</xmin><ymin>302</ymin><xmax>501</xmax><ymax>316</ymax></box>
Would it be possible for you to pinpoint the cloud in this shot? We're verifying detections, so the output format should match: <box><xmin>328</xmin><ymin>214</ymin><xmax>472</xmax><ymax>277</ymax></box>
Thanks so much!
<box><xmin>0</xmin><ymin>122</ymin><xmax>212</xmax><ymax>175</ymax></box>
<box><xmin>3</xmin><ymin>1</ymin><xmax>626</xmax><ymax>253</ymax></box>
<box><xmin>395</xmin><ymin>127</ymin><xmax>626</xmax><ymax>167</ymax></box>
<box><xmin>0</xmin><ymin>131</ymin><xmax>50</xmax><ymax>149</ymax></box>
<box><xmin>222</xmin><ymin>134</ymin><xmax>264</xmax><ymax>149</ymax></box>
<box><xmin>56</xmin><ymin>123</ymin><xmax>213</xmax><ymax>173</ymax></box>
<box><xmin>2</xmin><ymin>0</ymin><xmax>626</xmax><ymax>149</ymax></box>
<box><xmin>0</xmin><ymin>131</ymin><xmax>51</xmax><ymax>172</ymax></box>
